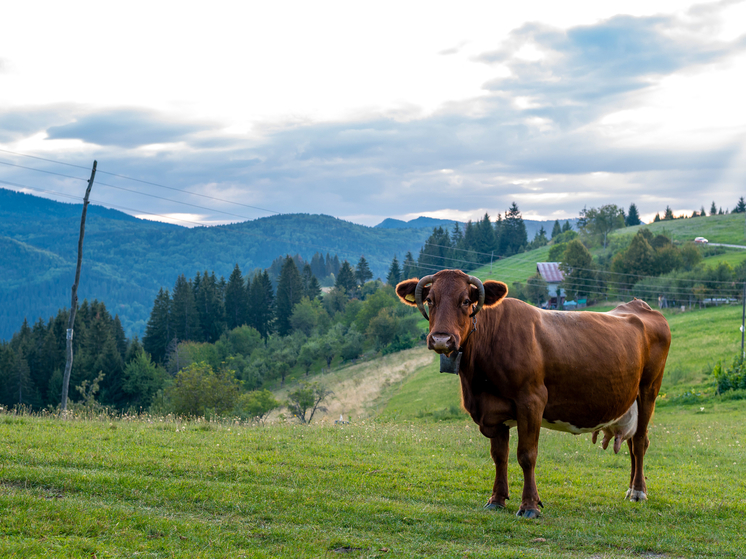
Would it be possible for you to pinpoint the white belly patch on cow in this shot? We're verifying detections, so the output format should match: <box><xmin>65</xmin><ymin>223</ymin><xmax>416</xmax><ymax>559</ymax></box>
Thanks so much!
<box><xmin>501</xmin><ymin>401</ymin><xmax>639</xmax><ymax>438</ymax></box>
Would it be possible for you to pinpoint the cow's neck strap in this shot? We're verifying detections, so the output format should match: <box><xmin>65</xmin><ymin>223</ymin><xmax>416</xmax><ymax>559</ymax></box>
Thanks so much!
<box><xmin>439</xmin><ymin>309</ymin><xmax>477</xmax><ymax>375</ymax></box>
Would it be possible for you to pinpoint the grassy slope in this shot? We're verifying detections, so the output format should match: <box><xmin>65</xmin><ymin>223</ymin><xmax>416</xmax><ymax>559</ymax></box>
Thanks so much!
<box><xmin>467</xmin><ymin>213</ymin><xmax>746</xmax><ymax>289</ymax></box>
<box><xmin>616</xmin><ymin>212</ymin><xmax>746</xmax><ymax>245</ymax></box>
<box><xmin>2</xmin><ymin>407</ymin><xmax>744</xmax><ymax>558</ymax></box>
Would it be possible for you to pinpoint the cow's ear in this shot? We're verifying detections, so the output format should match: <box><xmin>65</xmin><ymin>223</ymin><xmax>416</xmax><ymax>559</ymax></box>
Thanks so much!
<box><xmin>483</xmin><ymin>280</ymin><xmax>508</xmax><ymax>307</ymax></box>
<box><xmin>396</xmin><ymin>278</ymin><xmax>422</xmax><ymax>306</ymax></box>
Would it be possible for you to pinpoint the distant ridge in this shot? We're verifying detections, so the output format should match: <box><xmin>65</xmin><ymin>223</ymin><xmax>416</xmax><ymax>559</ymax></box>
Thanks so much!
<box><xmin>0</xmin><ymin>188</ymin><xmax>432</xmax><ymax>340</ymax></box>
<box><xmin>375</xmin><ymin>216</ymin><xmax>461</xmax><ymax>229</ymax></box>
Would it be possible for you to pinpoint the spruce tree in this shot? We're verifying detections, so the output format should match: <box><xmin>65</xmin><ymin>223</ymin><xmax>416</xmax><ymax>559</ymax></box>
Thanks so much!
<box><xmin>225</xmin><ymin>264</ymin><xmax>249</xmax><ymax>330</ymax></box>
<box><xmin>143</xmin><ymin>288</ymin><xmax>174</xmax><ymax>364</ymax></box>
<box><xmin>476</xmin><ymin>213</ymin><xmax>496</xmax><ymax>261</ymax></box>
<box><xmin>626</xmin><ymin>203</ymin><xmax>642</xmax><ymax>226</ymax></box>
<box><xmin>551</xmin><ymin>219</ymin><xmax>562</xmax><ymax>239</ymax></box>
<box><xmin>498</xmin><ymin>202</ymin><xmax>528</xmax><ymax>257</ymax></box>
<box><xmin>562</xmin><ymin>221</ymin><xmax>572</xmax><ymax>233</ymax></box>
<box><xmin>418</xmin><ymin>227</ymin><xmax>452</xmax><ymax>272</ymax></box>
<box><xmin>196</xmin><ymin>271</ymin><xmax>226</xmax><ymax>343</ymax></box>
<box><xmin>275</xmin><ymin>256</ymin><xmax>304</xmax><ymax>336</ymax></box>
<box><xmin>664</xmin><ymin>206</ymin><xmax>674</xmax><ymax>220</ymax></box>
<box><xmin>402</xmin><ymin>252</ymin><xmax>418</xmax><ymax>279</ymax></box>
<box><xmin>335</xmin><ymin>261</ymin><xmax>358</xmax><ymax>296</ymax></box>
<box><xmin>355</xmin><ymin>256</ymin><xmax>373</xmax><ymax>285</ymax></box>
<box><xmin>171</xmin><ymin>275</ymin><xmax>201</xmax><ymax>342</ymax></box>
<box><xmin>710</xmin><ymin>201</ymin><xmax>717</xmax><ymax>215</ymax></box>
<box><xmin>735</xmin><ymin>197</ymin><xmax>746</xmax><ymax>214</ymax></box>
<box><xmin>248</xmin><ymin>270</ymin><xmax>275</xmax><ymax>338</ymax></box>
<box><xmin>301</xmin><ymin>264</ymin><xmax>322</xmax><ymax>300</ymax></box>
<box><xmin>387</xmin><ymin>256</ymin><xmax>401</xmax><ymax>286</ymax></box>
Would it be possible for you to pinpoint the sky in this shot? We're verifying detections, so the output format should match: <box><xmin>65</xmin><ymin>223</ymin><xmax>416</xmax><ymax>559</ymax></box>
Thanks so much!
<box><xmin>1</xmin><ymin>0</ymin><xmax>745</xmax><ymax>228</ymax></box>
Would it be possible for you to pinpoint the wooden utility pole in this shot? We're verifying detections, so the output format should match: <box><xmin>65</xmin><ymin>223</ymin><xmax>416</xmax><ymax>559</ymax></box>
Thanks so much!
<box><xmin>61</xmin><ymin>160</ymin><xmax>97</xmax><ymax>412</ymax></box>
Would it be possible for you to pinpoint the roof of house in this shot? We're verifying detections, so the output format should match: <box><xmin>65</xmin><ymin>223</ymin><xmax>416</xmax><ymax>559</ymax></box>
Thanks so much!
<box><xmin>537</xmin><ymin>262</ymin><xmax>564</xmax><ymax>283</ymax></box>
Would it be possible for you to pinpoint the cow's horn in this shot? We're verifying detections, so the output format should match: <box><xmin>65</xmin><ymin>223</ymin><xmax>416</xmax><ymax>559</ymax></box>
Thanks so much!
<box><xmin>468</xmin><ymin>275</ymin><xmax>485</xmax><ymax>317</ymax></box>
<box><xmin>414</xmin><ymin>275</ymin><xmax>435</xmax><ymax>321</ymax></box>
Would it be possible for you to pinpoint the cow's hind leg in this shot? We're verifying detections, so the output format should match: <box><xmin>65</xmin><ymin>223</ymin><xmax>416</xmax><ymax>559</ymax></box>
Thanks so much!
<box><xmin>484</xmin><ymin>424</ymin><xmax>510</xmax><ymax>510</ymax></box>
<box><xmin>626</xmin><ymin>385</ymin><xmax>657</xmax><ymax>501</ymax></box>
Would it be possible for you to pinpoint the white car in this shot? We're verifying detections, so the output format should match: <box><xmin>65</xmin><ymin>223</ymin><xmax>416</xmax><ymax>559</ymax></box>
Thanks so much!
<box><xmin>694</xmin><ymin>237</ymin><xmax>708</xmax><ymax>244</ymax></box>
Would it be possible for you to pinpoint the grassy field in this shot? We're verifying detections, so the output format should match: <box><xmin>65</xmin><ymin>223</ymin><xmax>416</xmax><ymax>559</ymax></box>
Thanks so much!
<box><xmin>470</xmin><ymin>246</ymin><xmax>551</xmax><ymax>285</ymax></box>
<box><xmin>1</xmin><ymin>404</ymin><xmax>745</xmax><ymax>559</ymax></box>
<box><xmin>465</xmin><ymin>213</ymin><xmax>746</xmax><ymax>289</ymax></box>
<box><xmin>613</xmin><ymin>212</ymin><xmax>746</xmax><ymax>246</ymax></box>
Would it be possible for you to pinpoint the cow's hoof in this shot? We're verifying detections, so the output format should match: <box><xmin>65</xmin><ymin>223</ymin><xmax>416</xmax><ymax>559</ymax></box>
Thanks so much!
<box><xmin>625</xmin><ymin>489</ymin><xmax>648</xmax><ymax>502</ymax></box>
<box><xmin>483</xmin><ymin>501</ymin><xmax>506</xmax><ymax>511</ymax></box>
<box><xmin>516</xmin><ymin>508</ymin><xmax>541</xmax><ymax>519</ymax></box>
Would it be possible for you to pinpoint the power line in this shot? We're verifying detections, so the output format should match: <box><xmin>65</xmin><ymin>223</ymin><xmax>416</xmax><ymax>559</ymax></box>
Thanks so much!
<box><xmin>0</xmin><ymin>149</ymin><xmax>280</xmax><ymax>216</ymax></box>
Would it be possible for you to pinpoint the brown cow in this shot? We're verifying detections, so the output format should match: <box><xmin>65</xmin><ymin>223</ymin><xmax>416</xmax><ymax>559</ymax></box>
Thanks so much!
<box><xmin>396</xmin><ymin>270</ymin><xmax>671</xmax><ymax>518</ymax></box>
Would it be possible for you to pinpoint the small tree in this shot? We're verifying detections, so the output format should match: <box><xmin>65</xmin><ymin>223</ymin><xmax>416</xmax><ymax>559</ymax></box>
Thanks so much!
<box><xmin>525</xmin><ymin>273</ymin><xmax>549</xmax><ymax>307</ymax></box>
<box><xmin>710</xmin><ymin>201</ymin><xmax>717</xmax><ymax>216</ymax></box>
<box><xmin>286</xmin><ymin>382</ymin><xmax>333</xmax><ymax>424</ymax></box>
<box><xmin>167</xmin><ymin>361</ymin><xmax>240</xmax><ymax>417</ymax></box>
<box><xmin>236</xmin><ymin>389</ymin><xmax>279</xmax><ymax>424</ymax></box>
<box><xmin>735</xmin><ymin>197</ymin><xmax>746</xmax><ymax>214</ymax></box>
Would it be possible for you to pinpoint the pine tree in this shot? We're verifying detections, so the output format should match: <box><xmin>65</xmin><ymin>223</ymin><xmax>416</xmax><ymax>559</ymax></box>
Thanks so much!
<box><xmin>561</xmin><ymin>221</ymin><xmax>572</xmax><ymax>233</ymax></box>
<box><xmin>710</xmin><ymin>201</ymin><xmax>717</xmax><ymax>216</ymax></box>
<box><xmin>653</xmin><ymin>213</ymin><xmax>661</xmax><ymax>222</ymax></box>
<box><xmin>664</xmin><ymin>206</ymin><xmax>674</xmax><ymax>220</ymax></box>
<box><xmin>625</xmin><ymin>203</ymin><xmax>642</xmax><ymax>226</ymax></box>
<box><xmin>355</xmin><ymin>256</ymin><xmax>373</xmax><ymax>285</ymax></box>
<box><xmin>224</xmin><ymin>264</ymin><xmax>249</xmax><ymax>330</ymax></box>
<box><xmin>387</xmin><ymin>256</ymin><xmax>401</xmax><ymax>285</ymax></box>
<box><xmin>248</xmin><ymin>270</ymin><xmax>274</xmax><ymax>339</ymax></box>
<box><xmin>275</xmin><ymin>256</ymin><xmax>304</xmax><ymax>336</ymax></box>
<box><xmin>551</xmin><ymin>220</ymin><xmax>562</xmax><ymax>239</ymax></box>
<box><xmin>735</xmin><ymin>197</ymin><xmax>746</xmax><ymax>214</ymax></box>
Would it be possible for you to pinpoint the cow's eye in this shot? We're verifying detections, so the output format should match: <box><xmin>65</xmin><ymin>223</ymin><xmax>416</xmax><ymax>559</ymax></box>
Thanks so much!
<box><xmin>425</xmin><ymin>297</ymin><xmax>433</xmax><ymax>306</ymax></box>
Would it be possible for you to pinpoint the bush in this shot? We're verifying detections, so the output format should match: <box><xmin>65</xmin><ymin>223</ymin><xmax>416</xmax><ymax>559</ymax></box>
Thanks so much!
<box><xmin>711</xmin><ymin>354</ymin><xmax>746</xmax><ymax>394</ymax></box>
<box><xmin>166</xmin><ymin>361</ymin><xmax>240</xmax><ymax>417</ymax></box>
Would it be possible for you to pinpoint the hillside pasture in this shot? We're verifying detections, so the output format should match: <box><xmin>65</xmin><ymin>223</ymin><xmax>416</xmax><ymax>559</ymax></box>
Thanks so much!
<box><xmin>1</xmin><ymin>407</ymin><xmax>744</xmax><ymax>558</ymax></box>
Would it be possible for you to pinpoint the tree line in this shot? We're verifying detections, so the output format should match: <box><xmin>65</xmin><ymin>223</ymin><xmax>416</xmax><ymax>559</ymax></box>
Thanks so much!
<box><xmin>0</xmin><ymin>253</ymin><xmax>419</xmax><ymax>416</ymax></box>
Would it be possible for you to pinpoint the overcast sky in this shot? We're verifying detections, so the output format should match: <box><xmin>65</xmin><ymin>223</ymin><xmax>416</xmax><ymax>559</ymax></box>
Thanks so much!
<box><xmin>1</xmin><ymin>0</ymin><xmax>745</xmax><ymax>227</ymax></box>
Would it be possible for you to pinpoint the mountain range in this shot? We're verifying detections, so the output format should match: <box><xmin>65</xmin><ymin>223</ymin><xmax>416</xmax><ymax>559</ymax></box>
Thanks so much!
<box><xmin>0</xmin><ymin>188</ymin><xmax>574</xmax><ymax>340</ymax></box>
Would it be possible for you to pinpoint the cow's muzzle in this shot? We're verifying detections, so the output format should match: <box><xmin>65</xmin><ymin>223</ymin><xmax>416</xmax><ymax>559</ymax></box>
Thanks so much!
<box><xmin>428</xmin><ymin>333</ymin><xmax>459</xmax><ymax>355</ymax></box>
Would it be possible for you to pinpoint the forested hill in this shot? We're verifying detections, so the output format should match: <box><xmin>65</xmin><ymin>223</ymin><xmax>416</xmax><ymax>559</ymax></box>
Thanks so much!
<box><xmin>0</xmin><ymin>188</ymin><xmax>432</xmax><ymax>340</ymax></box>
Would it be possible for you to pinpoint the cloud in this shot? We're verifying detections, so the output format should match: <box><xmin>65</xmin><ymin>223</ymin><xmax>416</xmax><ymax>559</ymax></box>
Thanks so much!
<box><xmin>46</xmin><ymin>109</ymin><xmax>212</xmax><ymax>148</ymax></box>
<box><xmin>2</xmin><ymin>5</ymin><xmax>745</xmax><ymax>227</ymax></box>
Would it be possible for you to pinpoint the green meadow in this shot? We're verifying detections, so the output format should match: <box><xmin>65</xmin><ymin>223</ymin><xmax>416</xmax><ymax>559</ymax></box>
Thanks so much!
<box><xmin>2</xmin><ymin>302</ymin><xmax>746</xmax><ymax>558</ymax></box>
<box><xmin>2</xmin><ymin>403</ymin><xmax>745</xmax><ymax>559</ymax></box>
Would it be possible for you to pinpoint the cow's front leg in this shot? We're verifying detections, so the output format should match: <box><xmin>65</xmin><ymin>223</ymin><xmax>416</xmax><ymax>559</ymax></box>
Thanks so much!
<box><xmin>515</xmin><ymin>394</ymin><xmax>546</xmax><ymax>518</ymax></box>
<box><xmin>484</xmin><ymin>424</ymin><xmax>510</xmax><ymax>510</ymax></box>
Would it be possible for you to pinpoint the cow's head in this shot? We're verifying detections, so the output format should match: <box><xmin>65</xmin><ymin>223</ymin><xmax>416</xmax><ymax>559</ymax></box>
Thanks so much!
<box><xmin>396</xmin><ymin>270</ymin><xmax>508</xmax><ymax>355</ymax></box>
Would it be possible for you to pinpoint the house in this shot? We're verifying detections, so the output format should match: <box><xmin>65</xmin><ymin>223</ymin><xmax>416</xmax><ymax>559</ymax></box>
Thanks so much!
<box><xmin>537</xmin><ymin>262</ymin><xmax>565</xmax><ymax>309</ymax></box>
